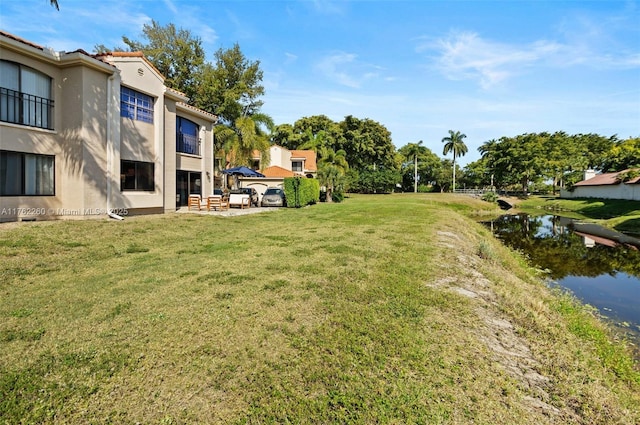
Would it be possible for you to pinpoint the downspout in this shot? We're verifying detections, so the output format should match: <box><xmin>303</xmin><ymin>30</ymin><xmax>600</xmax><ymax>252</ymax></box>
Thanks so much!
<box><xmin>212</xmin><ymin>118</ymin><xmax>218</xmax><ymax>191</ymax></box>
<box><xmin>106</xmin><ymin>73</ymin><xmax>124</xmax><ymax>220</ymax></box>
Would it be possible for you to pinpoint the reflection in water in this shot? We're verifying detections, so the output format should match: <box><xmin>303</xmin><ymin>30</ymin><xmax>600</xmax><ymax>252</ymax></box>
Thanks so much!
<box><xmin>483</xmin><ymin>214</ymin><xmax>640</xmax><ymax>350</ymax></box>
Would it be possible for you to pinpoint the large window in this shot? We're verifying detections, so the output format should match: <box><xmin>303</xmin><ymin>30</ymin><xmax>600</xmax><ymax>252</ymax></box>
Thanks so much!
<box><xmin>120</xmin><ymin>87</ymin><xmax>154</xmax><ymax>123</ymax></box>
<box><xmin>0</xmin><ymin>61</ymin><xmax>53</xmax><ymax>130</ymax></box>
<box><xmin>176</xmin><ymin>116</ymin><xmax>200</xmax><ymax>155</ymax></box>
<box><xmin>0</xmin><ymin>150</ymin><xmax>55</xmax><ymax>196</ymax></box>
<box><xmin>121</xmin><ymin>160</ymin><xmax>154</xmax><ymax>191</ymax></box>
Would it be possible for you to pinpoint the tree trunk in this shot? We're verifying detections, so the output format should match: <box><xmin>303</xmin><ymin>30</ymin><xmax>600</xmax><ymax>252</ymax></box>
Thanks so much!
<box><xmin>452</xmin><ymin>153</ymin><xmax>456</xmax><ymax>193</ymax></box>
<box><xmin>326</xmin><ymin>187</ymin><xmax>333</xmax><ymax>203</ymax></box>
<box><xmin>414</xmin><ymin>156</ymin><xmax>418</xmax><ymax>193</ymax></box>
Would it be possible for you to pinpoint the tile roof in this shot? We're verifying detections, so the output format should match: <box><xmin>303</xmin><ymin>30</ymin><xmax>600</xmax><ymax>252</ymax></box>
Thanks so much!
<box><xmin>262</xmin><ymin>166</ymin><xmax>295</xmax><ymax>178</ymax></box>
<box><xmin>290</xmin><ymin>150</ymin><xmax>317</xmax><ymax>171</ymax></box>
<box><xmin>95</xmin><ymin>51</ymin><xmax>165</xmax><ymax>80</ymax></box>
<box><xmin>1</xmin><ymin>31</ymin><xmax>44</xmax><ymax>51</ymax></box>
<box><xmin>575</xmin><ymin>169</ymin><xmax>640</xmax><ymax>186</ymax></box>
<box><xmin>177</xmin><ymin>101</ymin><xmax>217</xmax><ymax>121</ymax></box>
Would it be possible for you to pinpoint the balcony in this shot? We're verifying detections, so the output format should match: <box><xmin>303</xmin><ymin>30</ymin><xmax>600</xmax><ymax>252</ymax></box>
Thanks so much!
<box><xmin>0</xmin><ymin>87</ymin><xmax>54</xmax><ymax>130</ymax></box>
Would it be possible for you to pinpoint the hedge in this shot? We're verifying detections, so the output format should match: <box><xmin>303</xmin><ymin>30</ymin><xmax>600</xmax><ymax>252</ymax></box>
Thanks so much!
<box><xmin>283</xmin><ymin>177</ymin><xmax>320</xmax><ymax>208</ymax></box>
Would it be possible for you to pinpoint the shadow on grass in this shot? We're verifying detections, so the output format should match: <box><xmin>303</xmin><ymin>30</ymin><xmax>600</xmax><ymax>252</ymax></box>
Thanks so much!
<box><xmin>615</xmin><ymin>217</ymin><xmax>640</xmax><ymax>235</ymax></box>
<box><xmin>545</xmin><ymin>197</ymin><xmax>640</xmax><ymax>220</ymax></box>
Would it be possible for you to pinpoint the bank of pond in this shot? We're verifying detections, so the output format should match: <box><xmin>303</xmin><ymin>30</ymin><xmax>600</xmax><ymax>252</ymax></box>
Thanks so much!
<box><xmin>482</xmin><ymin>213</ymin><xmax>640</xmax><ymax>356</ymax></box>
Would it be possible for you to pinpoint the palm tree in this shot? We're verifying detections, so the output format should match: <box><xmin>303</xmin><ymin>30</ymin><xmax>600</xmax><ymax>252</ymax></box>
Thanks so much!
<box><xmin>404</xmin><ymin>140</ymin><xmax>425</xmax><ymax>193</ymax></box>
<box><xmin>317</xmin><ymin>147</ymin><xmax>349</xmax><ymax>202</ymax></box>
<box><xmin>214</xmin><ymin>112</ymin><xmax>274</xmax><ymax>172</ymax></box>
<box><xmin>479</xmin><ymin>139</ymin><xmax>498</xmax><ymax>189</ymax></box>
<box><xmin>441</xmin><ymin>130</ymin><xmax>468</xmax><ymax>192</ymax></box>
<box><xmin>298</xmin><ymin>128</ymin><xmax>327</xmax><ymax>154</ymax></box>
<box><xmin>50</xmin><ymin>0</ymin><xmax>59</xmax><ymax>9</ymax></box>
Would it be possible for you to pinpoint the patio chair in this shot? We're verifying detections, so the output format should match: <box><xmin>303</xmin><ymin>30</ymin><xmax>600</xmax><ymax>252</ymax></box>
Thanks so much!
<box><xmin>228</xmin><ymin>193</ymin><xmax>250</xmax><ymax>209</ymax></box>
<box><xmin>188</xmin><ymin>194</ymin><xmax>204</xmax><ymax>211</ymax></box>
<box><xmin>207</xmin><ymin>195</ymin><xmax>228</xmax><ymax>211</ymax></box>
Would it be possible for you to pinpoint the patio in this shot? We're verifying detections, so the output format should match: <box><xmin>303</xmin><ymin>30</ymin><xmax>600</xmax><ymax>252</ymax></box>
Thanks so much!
<box><xmin>176</xmin><ymin>206</ymin><xmax>280</xmax><ymax>217</ymax></box>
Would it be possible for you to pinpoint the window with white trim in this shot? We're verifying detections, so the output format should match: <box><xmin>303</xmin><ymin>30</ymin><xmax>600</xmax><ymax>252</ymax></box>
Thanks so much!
<box><xmin>120</xmin><ymin>87</ymin><xmax>154</xmax><ymax>123</ymax></box>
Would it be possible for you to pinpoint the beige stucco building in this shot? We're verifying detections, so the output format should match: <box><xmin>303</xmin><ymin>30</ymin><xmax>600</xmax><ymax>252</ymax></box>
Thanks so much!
<box><xmin>0</xmin><ymin>31</ymin><xmax>217</xmax><ymax>222</ymax></box>
<box><xmin>239</xmin><ymin>145</ymin><xmax>317</xmax><ymax>200</ymax></box>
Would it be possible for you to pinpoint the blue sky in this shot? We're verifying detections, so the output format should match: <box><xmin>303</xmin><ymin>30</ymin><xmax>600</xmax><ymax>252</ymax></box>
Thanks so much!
<box><xmin>1</xmin><ymin>0</ymin><xmax>639</xmax><ymax>165</ymax></box>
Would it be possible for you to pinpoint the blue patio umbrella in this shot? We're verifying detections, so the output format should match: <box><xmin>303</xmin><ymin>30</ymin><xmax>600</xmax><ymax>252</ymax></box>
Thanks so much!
<box><xmin>221</xmin><ymin>166</ymin><xmax>265</xmax><ymax>177</ymax></box>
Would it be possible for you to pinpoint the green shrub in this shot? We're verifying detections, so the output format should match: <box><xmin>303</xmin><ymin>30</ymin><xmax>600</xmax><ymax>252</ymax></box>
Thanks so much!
<box><xmin>332</xmin><ymin>191</ymin><xmax>344</xmax><ymax>203</ymax></box>
<box><xmin>481</xmin><ymin>191</ymin><xmax>498</xmax><ymax>203</ymax></box>
<box><xmin>284</xmin><ymin>177</ymin><xmax>320</xmax><ymax>208</ymax></box>
<box><xmin>418</xmin><ymin>184</ymin><xmax>435</xmax><ymax>193</ymax></box>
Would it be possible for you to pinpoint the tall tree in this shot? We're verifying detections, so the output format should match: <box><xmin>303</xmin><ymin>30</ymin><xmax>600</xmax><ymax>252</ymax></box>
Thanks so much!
<box><xmin>402</xmin><ymin>141</ymin><xmax>426</xmax><ymax>193</ymax></box>
<box><xmin>338</xmin><ymin>116</ymin><xmax>396</xmax><ymax>171</ymax></box>
<box><xmin>270</xmin><ymin>124</ymin><xmax>298</xmax><ymax>150</ymax></box>
<box><xmin>215</xmin><ymin>112</ymin><xmax>273</xmax><ymax>168</ymax></box>
<box><xmin>478</xmin><ymin>139</ymin><xmax>499</xmax><ymax>189</ymax></box>
<box><xmin>601</xmin><ymin>137</ymin><xmax>640</xmax><ymax>172</ymax></box>
<box><xmin>317</xmin><ymin>147</ymin><xmax>349</xmax><ymax>202</ymax></box>
<box><xmin>197</xmin><ymin>43</ymin><xmax>264</xmax><ymax>123</ymax></box>
<box><xmin>290</xmin><ymin>115</ymin><xmax>342</xmax><ymax>153</ymax></box>
<box><xmin>441</xmin><ymin>130</ymin><xmax>468</xmax><ymax>192</ymax></box>
<box><xmin>198</xmin><ymin>44</ymin><xmax>272</xmax><ymax>168</ymax></box>
<box><xmin>298</xmin><ymin>128</ymin><xmax>328</xmax><ymax>155</ymax></box>
<box><xmin>121</xmin><ymin>20</ymin><xmax>206</xmax><ymax>103</ymax></box>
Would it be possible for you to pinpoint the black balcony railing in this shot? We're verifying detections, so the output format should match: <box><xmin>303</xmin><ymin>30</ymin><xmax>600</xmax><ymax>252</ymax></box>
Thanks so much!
<box><xmin>177</xmin><ymin>132</ymin><xmax>200</xmax><ymax>156</ymax></box>
<box><xmin>0</xmin><ymin>87</ymin><xmax>54</xmax><ymax>130</ymax></box>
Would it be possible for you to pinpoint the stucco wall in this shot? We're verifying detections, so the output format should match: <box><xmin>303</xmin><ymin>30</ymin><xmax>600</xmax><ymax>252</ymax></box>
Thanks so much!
<box><xmin>110</xmin><ymin>56</ymin><xmax>165</xmax><ymax>211</ymax></box>
<box><xmin>561</xmin><ymin>184</ymin><xmax>640</xmax><ymax>201</ymax></box>
<box><xmin>0</xmin><ymin>43</ymin><xmax>115</xmax><ymax>221</ymax></box>
<box><xmin>267</xmin><ymin>145</ymin><xmax>291</xmax><ymax>169</ymax></box>
<box><xmin>1</xmin><ymin>34</ymin><xmax>217</xmax><ymax>221</ymax></box>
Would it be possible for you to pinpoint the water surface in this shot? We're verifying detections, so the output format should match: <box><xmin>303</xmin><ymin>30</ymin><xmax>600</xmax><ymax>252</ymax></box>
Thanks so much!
<box><xmin>483</xmin><ymin>214</ymin><xmax>640</xmax><ymax>341</ymax></box>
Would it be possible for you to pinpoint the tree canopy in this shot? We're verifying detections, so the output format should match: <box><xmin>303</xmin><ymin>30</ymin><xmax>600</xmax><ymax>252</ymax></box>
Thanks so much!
<box><xmin>119</xmin><ymin>20</ymin><xmax>207</xmax><ymax>103</ymax></box>
<box><xmin>464</xmin><ymin>132</ymin><xmax>637</xmax><ymax>193</ymax></box>
<box><xmin>196</xmin><ymin>43</ymin><xmax>265</xmax><ymax>124</ymax></box>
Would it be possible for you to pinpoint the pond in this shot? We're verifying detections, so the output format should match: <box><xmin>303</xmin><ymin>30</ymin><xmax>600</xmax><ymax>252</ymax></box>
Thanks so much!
<box><xmin>482</xmin><ymin>214</ymin><xmax>640</xmax><ymax>353</ymax></box>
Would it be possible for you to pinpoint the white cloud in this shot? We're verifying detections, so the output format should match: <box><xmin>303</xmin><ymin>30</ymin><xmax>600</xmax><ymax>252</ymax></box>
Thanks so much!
<box><xmin>311</xmin><ymin>0</ymin><xmax>346</xmax><ymax>15</ymax></box>
<box><xmin>417</xmin><ymin>31</ymin><xmax>563</xmax><ymax>89</ymax></box>
<box><xmin>162</xmin><ymin>0</ymin><xmax>178</xmax><ymax>14</ymax></box>
<box><xmin>315</xmin><ymin>52</ymin><xmax>386</xmax><ymax>88</ymax></box>
<box><xmin>284</xmin><ymin>52</ymin><xmax>298</xmax><ymax>64</ymax></box>
<box><xmin>316</xmin><ymin>52</ymin><xmax>362</xmax><ymax>88</ymax></box>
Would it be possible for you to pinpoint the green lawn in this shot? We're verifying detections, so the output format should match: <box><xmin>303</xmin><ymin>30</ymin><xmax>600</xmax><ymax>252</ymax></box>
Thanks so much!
<box><xmin>1</xmin><ymin>194</ymin><xmax>638</xmax><ymax>424</ymax></box>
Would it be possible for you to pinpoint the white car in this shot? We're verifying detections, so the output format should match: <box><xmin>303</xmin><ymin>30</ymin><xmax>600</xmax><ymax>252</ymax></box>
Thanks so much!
<box><xmin>261</xmin><ymin>188</ymin><xmax>286</xmax><ymax>207</ymax></box>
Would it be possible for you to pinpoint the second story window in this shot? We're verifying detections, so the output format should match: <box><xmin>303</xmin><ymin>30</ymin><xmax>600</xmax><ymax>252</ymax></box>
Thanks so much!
<box><xmin>120</xmin><ymin>87</ymin><xmax>153</xmax><ymax>123</ymax></box>
<box><xmin>0</xmin><ymin>60</ymin><xmax>53</xmax><ymax>130</ymax></box>
<box><xmin>292</xmin><ymin>160</ymin><xmax>303</xmax><ymax>172</ymax></box>
<box><xmin>176</xmin><ymin>117</ymin><xmax>199</xmax><ymax>155</ymax></box>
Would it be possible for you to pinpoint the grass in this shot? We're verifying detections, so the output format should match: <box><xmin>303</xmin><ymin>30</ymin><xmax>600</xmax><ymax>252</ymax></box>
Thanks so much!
<box><xmin>1</xmin><ymin>193</ymin><xmax>638</xmax><ymax>424</ymax></box>
<box><xmin>517</xmin><ymin>196</ymin><xmax>640</xmax><ymax>234</ymax></box>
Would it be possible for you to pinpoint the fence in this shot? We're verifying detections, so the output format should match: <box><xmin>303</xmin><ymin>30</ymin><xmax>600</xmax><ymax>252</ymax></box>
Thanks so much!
<box><xmin>453</xmin><ymin>188</ymin><xmax>495</xmax><ymax>196</ymax></box>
